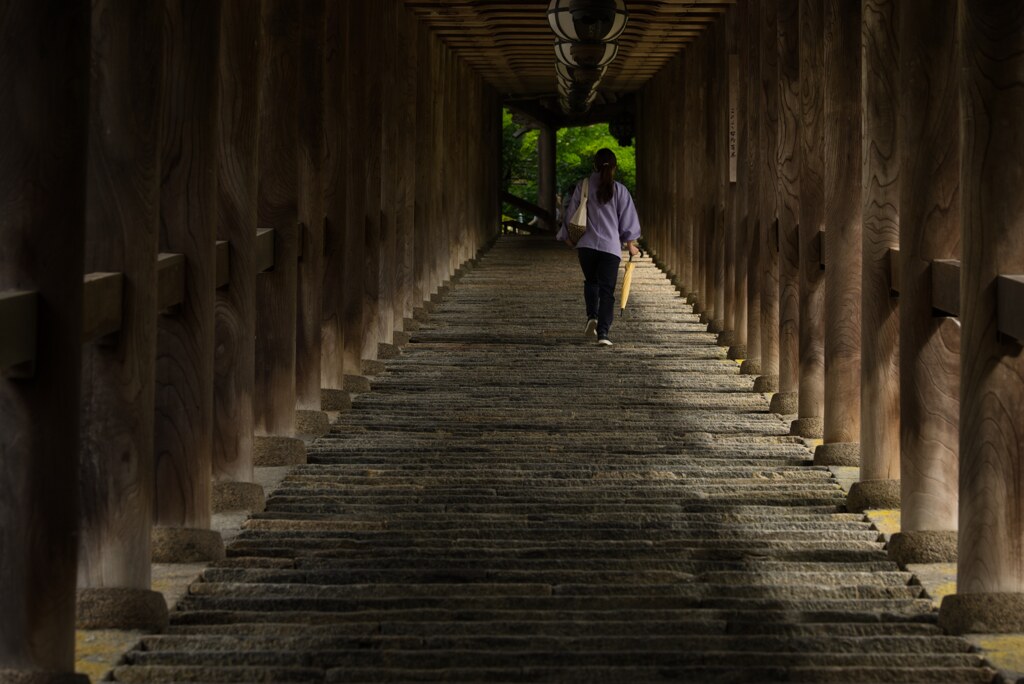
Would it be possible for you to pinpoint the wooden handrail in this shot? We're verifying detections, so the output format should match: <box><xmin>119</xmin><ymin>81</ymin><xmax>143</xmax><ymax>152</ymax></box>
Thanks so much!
<box><xmin>256</xmin><ymin>228</ymin><xmax>275</xmax><ymax>272</ymax></box>
<box><xmin>888</xmin><ymin>247</ymin><xmax>900</xmax><ymax>296</ymax></box>
<box><xmin>82</xmin><ymin>272</ymin><xmax>124</xmax><ymax>343</ymax></box>
<box><xmin>157</xmin><ymin>252</ymin><xmax>186</xmax><ymax>311</ymax></box>
<box><xmin>932</xmin><ymin>259</ymin><xmax>960</xmax><ymax>317</ymax></box>
<box><xmin>501</xmin><ymin>191</ymin><xmax>554</xmax><ymax>225</ymax></box>
<box><xmin>0</xmin><ymin>289</ymin><xmax>38</xmax><ymax>375</ymax></box>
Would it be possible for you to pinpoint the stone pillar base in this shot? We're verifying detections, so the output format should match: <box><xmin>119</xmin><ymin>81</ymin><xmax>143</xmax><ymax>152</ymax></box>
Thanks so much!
<box><xmin>769</xmin><ymin>391</ymin><xmax>798</xmax><ymax>414</ymax></box>
<box><xmin>0</xmin><ymin>670</ymin><xmax>89</xmax><ymax>684</ymax></box>
<box><xmin>392</xmin><ymin>330</ymin><xmax>412</xmax><ymax>346</ymax></box>
<box><xmin>814</xmin><ymin>441</ymin><xmax>860</xmax><ymax>466</ymax></box>
<box><xmin>727</xmin><ymin>345</ymin><xmax>747</xmax><ymax>360</ymax></box>
<box><xmin>939</xmin><ymin>593</ymin><xmax>1024</xmax><ymax>635</ymax></box>
<box><xmin>254</xmin><ymin>435</ymin><xmax>306</xmax><ymax>466</ymax></box>
<box><xmin>716</xmin><ymin>330</ymin><xmax>735</xmax><ymax>347</ymax></box>
<box><xmin>377</xmin><ymin>342</ymin><xmax>401</xmax><ymax>359</ymax></box>
<box><xmin>76</xmin><ymin>587</ymin><xmax>168</xmax><ymax>632</ymax></box>
<box><xmin>740</xmin><ymin>358</ymin><xmax>761</xmax><ymax>375</ymax></box>
<box><xmin>707</xmin><ymin>318</ymin><xmax>725</xmax><ymax>334</ymax></box>
<box><xmin>361</xmin><ymin>359</ymin><xmax>386</xmax><ymax>376</ymax></box>
<box><xmin>888</xmin><ymin>530</ymin><xmax>958</xmax><ymax>565</ymax></box>
<box><xmin>790</xmin><ymin>416</ymin><xmax>823</xmax><ymax>438</ymax></box>
<box><xmin>698</xmin><ymin>312</ymin><xmax>711</xmax><ymax>325</ymax></box>
<box><xmin>344</xmin><ymin>374</ymin><xmax>371</xmax><ymax>393</ymax></box>
<box><xmin>151</xmin><ymin>527</ymin><xmax>224</xmax><ymax>563</ymax></box>
<box><xmin>686</xmin><ymin>292</ymin><xmax>699</xmax><ymax>306</ymax></box>
<box><xmin>412</xmin><ymin>306</ymin><xmax>430</xmax><ymax>322</ymax></box>
<box><xmin>753</xmin><ymin>374</ymin><xmax>779</xmax><ymax>393</ymax></box>
<box><xmin>321</xmin><ymin>389</ymin><xmax>351</xmax><ymax>411</ymax></box>
<box><xmin>847</xmin><ymin>478</ymin><xmax>900</xmax><ymax>512</ymax></box>
<box><xmin>402</xmin><ymin>317</ymin><xmax>421</xmax><ymax>332</ymax></box>
<box><xmin>295</xmin><ymin>409</ymin><xmax>330</xmax><ymax>437</ymax></box>
<box><xmin>212</xmin><ymin>481</ymin><xmax>265</xmax><ymax>513</ymax></box>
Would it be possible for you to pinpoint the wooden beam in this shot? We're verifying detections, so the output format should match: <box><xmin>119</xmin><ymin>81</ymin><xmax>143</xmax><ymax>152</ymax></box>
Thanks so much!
<box><xmin>255</xmin><ymin>228</ymin><xmax>275</xmax><ymax>273</ymax></box>
<box><xmin>931</xmin><ymin>259</ymin><xmax>960</xmax><ymax>317</ymax></box>
<box><xmin>997</xmin><ymin>275</ymin><xmax>1024</xmax><ymax>344</ymax></box>
<box><xmin>81</xmin><ymin>272</ymin><xmax>124</xmax><ymax>343</ymax></box>
<box><xmin>501</xmin><ymin>191</ymin><xmax>554</xmax><ymax>224</ymax></box>
<box><xmin>215</xmin><ymin>240</ymin><xmax>230</xmax><ymax>288</ymax></box>
<box><xmin>888</xmin><ymin>248</ymin><xmax>900</xmax><ymax>296</ymax></box>
<box><xmin>0</xmin><ymin>289</ymin><xmax>38</xmax><ymax>374</ymax></box>
<box><xmin>156</xmin><ymin>252</ymin><xmax>186</xmax><ymax>312</ymax></box>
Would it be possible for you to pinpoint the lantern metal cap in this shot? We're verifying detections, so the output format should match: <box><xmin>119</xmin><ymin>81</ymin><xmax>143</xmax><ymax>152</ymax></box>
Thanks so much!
<box><xmin>547</xmin><ymin>0</ymin><xmax>628</xmax><ymax>43</ymax></box>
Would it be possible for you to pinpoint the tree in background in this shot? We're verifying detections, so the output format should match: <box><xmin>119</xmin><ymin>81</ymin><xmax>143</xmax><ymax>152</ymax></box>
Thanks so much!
<box><xmin>502</xmin><ymin>108</ymin><xmax>635</xmax><ymax>222</ymax></box>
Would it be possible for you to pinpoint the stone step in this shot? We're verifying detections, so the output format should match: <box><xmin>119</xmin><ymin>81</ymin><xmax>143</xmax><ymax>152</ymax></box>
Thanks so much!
<box><xmin>109</xmin><ymin>237</ymin><xmax>989</xmax><ymax>683</ymax></box>
<box><xmin>139</xmin><ymin>633</ymin><xmax>973</xmax><ymax>655</ymax></box>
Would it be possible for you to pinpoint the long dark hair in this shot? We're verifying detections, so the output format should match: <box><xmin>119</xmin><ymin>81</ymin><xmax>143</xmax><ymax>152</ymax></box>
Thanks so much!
<box><xmin>594</xmin><ymin>148</ymin><xmax>617</xmax><ymax>204</ymax></box>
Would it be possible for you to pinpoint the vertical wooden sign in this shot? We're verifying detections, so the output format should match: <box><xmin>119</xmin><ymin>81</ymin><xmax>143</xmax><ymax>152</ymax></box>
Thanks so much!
<box><xmin>729</xmin><ymin>54</ymin><xmax>739</xmax><ymax>183</ymax></box>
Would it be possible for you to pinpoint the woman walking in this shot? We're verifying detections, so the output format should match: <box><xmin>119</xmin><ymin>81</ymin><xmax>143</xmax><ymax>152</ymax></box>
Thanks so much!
<box><xmin>557</xmin><ymin>148</ymin><xmax>641</xmax><ymax>346</ymax></box>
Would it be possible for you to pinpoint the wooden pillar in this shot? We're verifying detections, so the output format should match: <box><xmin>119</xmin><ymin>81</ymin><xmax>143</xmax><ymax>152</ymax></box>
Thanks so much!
<box><xmin>296</xmin><ymin>0</ymin><xmax>327</xmax><ymax>428</ymax></box>
<box><xmin>712</xmin><ymin>18</ymin><xmax>730</xmax><ymax>337</ymax></box>
<box><xmin>320</xmin><ymin>0</ymin><xmax>349</xmax><ymax>407</ymax></box>
<box><xmin>413</xmin><ymin>25</ymin><xmax>435</xmax><ymax>315</ymax></box>
<box><xmin>743</xmin><ymin>0</ymin><xmax>762</xmax><ymax>375</ymax></box>
<box><xmin>152</xmin><ymin>0</ymin><xmax>225</xmax><ymax>562</ymax></box>
<box><xmin>773</xmin><ymin>0</ymin><xmax>801</xmax><ymax>414</ymax></box>
<box><xmin>0</xmin><ymin>2</ymin><xmax>89</xmax><ymax>679</ymax></box>
<box><xmin>756</xmin><ymin>0</ymin><xmax>781</xmax><ymax>391</ymax></box>
<box><xmin>76</xmin><ymin>0</ymin><xmax>168</xmax><ymax>632</ymax></box>
<box><xmin>253</xmin><ymin>0</ymin><xmax>304</xmax><ymax>464</ymax></box>
<box><xmin>888</xmin><ymin>0</ymin><xmax>960</xmax><ymax>566</ymax></box>
<box><xmin>211</xmin><ymin>0</ymin><xmax>263</xmax><ymax>513</ymax></box>
<box><xmin>719</xmin><ymin>17</ymin><xmax>739</xmax><ymax>348</ymax></box>
<box><xmin>938</xmin><ymin>0</ymin><xmax>1024</xmax><ymax>635</ymax></box>
<box><xmin>360</xmin><ymin>1</ymin><xmax>384</xmax><ymax>363</ymax></box>
<box><xmin>376</xmin><ymin>0</ymin><xmax>398</xmax><ymax>355</ymax></box>
<box><xmin>847</xmin><ymin>0</ymin><xmax>901</xmax><ymax>512</ymax></box>
<box><xmin>814</xmin><ymin>0</ymin><xmax>862</xmax><ymax>465</ymax></box>
<box><xmin>342</xmin><ymin>1</ymin><xmax>367</xmax><ymax>376</ymax></box>
<box><xmin>792</xmin><ymin>0</ymin><xmax>825</xmax><ymax>438</ymax></box>
<box><xmin>395</xmin><ymin>4</ymin><xmax>419</xmax><ymax>332</ymax></box>
<box><xmin>729</xmin><ymin>3</ymin><xmax>750</xmax><ymax>361</ymax></box>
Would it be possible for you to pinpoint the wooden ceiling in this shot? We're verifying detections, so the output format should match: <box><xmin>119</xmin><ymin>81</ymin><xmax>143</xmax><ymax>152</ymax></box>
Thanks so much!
<box><xmin>402</xmin><ymin>1</ymin><xmax>735</xmax><ymax>105</ymax></box>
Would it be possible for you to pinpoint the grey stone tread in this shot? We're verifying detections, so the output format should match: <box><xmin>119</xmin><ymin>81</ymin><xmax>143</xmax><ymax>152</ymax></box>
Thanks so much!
<box><xmin>112</xmin><ymin>237</ymin><xmax>994</xmax><ymax>683</ymax></box>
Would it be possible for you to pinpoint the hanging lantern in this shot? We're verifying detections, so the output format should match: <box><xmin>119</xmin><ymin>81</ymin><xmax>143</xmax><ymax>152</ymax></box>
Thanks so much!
<box><xmin>555</xmin><ymin>62</ymin><xmax>606</xmax><ymax>87</ymax></box>
<box><xmin>554</xmin><ymin>39</ymin><xmax>618</xmax><ymax>69</ymax></box>
<box><xmin>547</xmin><ymin>0</ymin><xmax>628</xmax><ymax>43</ymax></box>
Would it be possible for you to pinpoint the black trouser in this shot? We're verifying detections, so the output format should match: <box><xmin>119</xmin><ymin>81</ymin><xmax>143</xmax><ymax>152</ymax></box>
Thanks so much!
<box><xmin>577</xmin><ymin>247</ymin><xmax>621</xmax><ymax>338</ymax></box>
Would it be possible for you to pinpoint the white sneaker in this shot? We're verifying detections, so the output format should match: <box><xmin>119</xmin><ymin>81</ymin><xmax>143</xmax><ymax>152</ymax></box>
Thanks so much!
<box><xmin>584</xmin><ymin>319</ymin><xmax>598</xmax><ymax>337</ymax></box>
<box><xmin>597</xmin><ymin>337</ymin><xmax>613</xmax><ymax>346</ymax></box>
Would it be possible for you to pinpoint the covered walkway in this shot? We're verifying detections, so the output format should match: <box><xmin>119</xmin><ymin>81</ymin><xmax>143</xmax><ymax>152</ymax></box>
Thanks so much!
<box><xmin>4</xmin><ymin>0</ymin><xmax>1024</xmax><ymax>682</ymax></box>
<box><xmin>111</xmin><ymin>236</ymin><xmax>990</xmax><ymax>682</ymax></box>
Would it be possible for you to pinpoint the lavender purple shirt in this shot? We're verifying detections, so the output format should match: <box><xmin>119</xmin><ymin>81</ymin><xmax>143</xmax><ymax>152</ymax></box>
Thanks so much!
<box><xmin>556</xmin><ymin>173</ymin><xmax>642</xmax><ymax>258</ymax></box>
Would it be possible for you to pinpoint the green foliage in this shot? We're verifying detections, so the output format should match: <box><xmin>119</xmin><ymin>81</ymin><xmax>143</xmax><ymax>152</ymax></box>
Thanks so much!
<box><xmin>501</xmin><ymin>108</ymin><xmax>635</xmax><ymax>218</ymax></box>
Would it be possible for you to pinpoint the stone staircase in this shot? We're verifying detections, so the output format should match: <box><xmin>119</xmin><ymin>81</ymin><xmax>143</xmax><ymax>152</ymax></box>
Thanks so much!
<box><xmin>110</xmin><ymin>236</ymin><xmax>996</xmax><ymax>682</ymax></box>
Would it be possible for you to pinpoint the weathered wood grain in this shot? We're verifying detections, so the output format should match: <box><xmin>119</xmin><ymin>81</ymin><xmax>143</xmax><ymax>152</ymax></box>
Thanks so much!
<box><xmin>821</xmin><ymin>0</ymin><xmax>862</xmax><ymax>444</ymax></box>
<box><xmin>78</xmin><ymin>0</ymin><xmax>162</xmax><ymax>593</ymax></box>
<box><xmin>320</xmin><ymin>0</ymin><xmax>347</xmax><ymax>390</ymax></box>
<box><xmin>296</xmin><ymin>0</ymin><xmax>325</xmax><ymax>410</ymax></box>
<box><xmin>898</xmin><ymin>0</ymin><xmax>960</xmax><ymax>534</ymax></box>
<box><xmin>796</xmin><ymin>0</ymin><xmax>825</xmax><ymax>424</ymax></box>
<box><xmin>213</xmin><ymin>0</ymin><xmax>260</xmax><ymax>483</ymax></box>
<box><xmin>395</xmin><ymin>3</ymin><xmax>419</xmax><ymax>326</ymax></box>
<box><xmin>758</xmin><ymin>0</ymin><xmax>780</xmax><ymax>381</ymax></box>
<box><xmin>254</xmin><ymin>0</ymin><xmax>298</xmax><ymax>435</ymax></box>
<box><xmin>360</xmin><ymin>0</ymin><xmax>384</xmax><ymax>360</ymax></box>
<box><xmin>776</xmin><ymin>0</ymin><xmax>800</xmax><ymax>398</ymax></box>
<box><xmin>745</xmin><ymin>0</ymin><xmax>762</xmax><ymax>366</ymax></box>
<box><xmin>154</xmin><ymin>0</ymin><xmax>222</xmax><ymax>528</ymax></box>
<box><xmin>0</xmin><ymin>0</ymin><xmax>88</xmax><ymax>673</ymax></box>
<box><xmin>376</xmin><ymin>0</ymin><xmax>398</xmax><ymax>347</ymax></box>
<box><xmin>342</xmin><ymin>0</ymin><xmax>367</xmax><ymax>370</ymax></box>
<box><xmin>859</xmin><ymin>0</ymin><xmax>900</xmax><ymax>482</ymax></box>
<box><xmin>957</xmin><ymin>0</ymin><xmax>1024</xmax><ymax>595</ymax></box>
<box><xmin>413</xmin><ymin>22</ymin><xmax>435</xmax><ymax>311</ymax></box>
